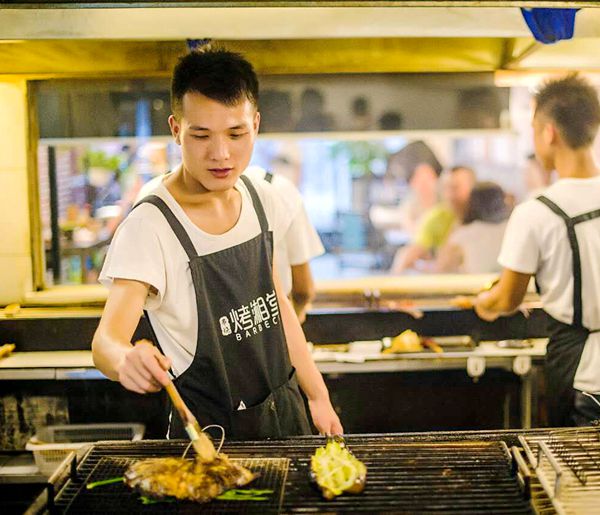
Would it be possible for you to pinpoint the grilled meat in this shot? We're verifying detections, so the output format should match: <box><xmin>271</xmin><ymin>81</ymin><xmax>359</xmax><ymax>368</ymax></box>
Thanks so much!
<box><xmin>124</xmin><ymin>454</ymin><xmax>256</xmax><ymax>502</ymax></box>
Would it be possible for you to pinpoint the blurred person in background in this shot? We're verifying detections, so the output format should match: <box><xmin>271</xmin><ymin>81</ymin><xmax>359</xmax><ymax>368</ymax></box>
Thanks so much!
<box><xmin>295</xmin><ymin>88</ymin><xmax>335</xmax><ymax>132</ymax></box>
<box><xmin>370</xmin><ymin>140</ymin><xmax>443</xmax><ymax>237</ymax></box>
<box><xmin>378</xmin><ymin>111</ymin><xmax>403</xmax><ymax>131</ymax></box>
<box><xmin>434</xmin><ymin>182</ymin><xmax>509</xmax><ymax>274</ymax></box>
<box><xmin>244</xmin><ymin>166</ymin><xmax>324</xmax><ymax>323</ymax></box>
<box><xmin>391</xmin><ymin>165</ymin><xmax>476</xmax><ymax>273</ymax></box>
<box><xmin>349</xmin><ymin>96</ymin><xmax>373</xmax><ymax>131</ymax></box>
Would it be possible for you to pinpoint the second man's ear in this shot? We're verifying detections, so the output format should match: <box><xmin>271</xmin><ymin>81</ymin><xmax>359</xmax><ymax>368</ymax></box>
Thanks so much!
<box><xmin>544</xmin><ymin>122</ymin><xmax>557</xmax><ymax>146</ymax></box>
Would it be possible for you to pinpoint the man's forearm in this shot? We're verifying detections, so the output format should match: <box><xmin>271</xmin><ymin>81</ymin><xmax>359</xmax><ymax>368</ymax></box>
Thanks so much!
<box><xmin>475</xmin><ymin>269</ymin><xmax>532</xmax><ymax>320</ymax></box>
<box><xmin>392</xmin><ymin>244</ymin><xmax>427</xmax><ymax>273</ymax></box>
<box><xmin>92</xmin><ymin>330</ymin><xmax>133</xmax><ymax>381</ymax></box>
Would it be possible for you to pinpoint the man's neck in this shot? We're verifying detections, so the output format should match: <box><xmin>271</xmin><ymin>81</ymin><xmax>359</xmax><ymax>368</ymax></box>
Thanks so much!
<box><xmin>554</xmin><ymin>147</ymin><xmax>600</xmax><ymax>180</ymax></box>
<box><xmin>166</xmin><ymin>165</ymin><xmax>238</xmax><ymax>207</ymax></box>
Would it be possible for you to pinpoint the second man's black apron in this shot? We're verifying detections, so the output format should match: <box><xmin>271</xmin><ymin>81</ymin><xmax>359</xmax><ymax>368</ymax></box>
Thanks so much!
<box><xmin>537</xmin><ymin>195</ymin><xmax>600</xmax><ymax>426</ymax></box>
<box><xmin>137</xmin><ymin>175</ymin><xmax>311</xmax><ymax>439</ymax></box>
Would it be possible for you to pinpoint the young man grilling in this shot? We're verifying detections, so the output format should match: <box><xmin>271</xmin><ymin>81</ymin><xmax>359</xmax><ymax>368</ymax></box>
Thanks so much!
<box><xmin>92</xmin><ymin>48</ymin><xmax>342</xmax><ymax>439</ymax></box>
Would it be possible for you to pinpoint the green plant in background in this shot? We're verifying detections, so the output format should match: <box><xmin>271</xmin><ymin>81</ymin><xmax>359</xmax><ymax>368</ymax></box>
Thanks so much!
<box><xmin>82</xmin><ymin>149</ymin><xmax>123</xmax><ymax>171</ymax></box>
<box><xmin>330</xmin><ymin>141</ymin><xmax>389</xmax><ymax>178</ymax></box>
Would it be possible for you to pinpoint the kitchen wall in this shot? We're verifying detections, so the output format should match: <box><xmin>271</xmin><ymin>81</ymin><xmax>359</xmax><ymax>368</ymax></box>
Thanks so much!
<box><xmin>0</xmin><ymin>80</ymin><xmax>32</xmax><ymax>305</ymax></box>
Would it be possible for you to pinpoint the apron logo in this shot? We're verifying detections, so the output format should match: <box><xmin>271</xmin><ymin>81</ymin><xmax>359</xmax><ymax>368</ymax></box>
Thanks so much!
<box><xmin>219</xmin><ymin>316</ymin><xmax>232</xmax><ymax>336</ymax></box>
<box><xmin>221</xmin><ymin>290</ymin><xmax>280</xmax><ymax>341</ymax></box>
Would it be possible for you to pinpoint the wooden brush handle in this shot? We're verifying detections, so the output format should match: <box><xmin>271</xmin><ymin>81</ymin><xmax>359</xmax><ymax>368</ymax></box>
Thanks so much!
<box><xmin>164</xmin><ymin>381</ymin><xmax>192</xmax><ymax>424</ymax></box>
<box><xmin>156</xmin><ymin>357</ymin><xmax>217</xmax><ymax>462</ymax></box>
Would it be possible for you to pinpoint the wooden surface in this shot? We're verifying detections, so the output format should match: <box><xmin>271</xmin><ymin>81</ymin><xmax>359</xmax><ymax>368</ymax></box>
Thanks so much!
<box><xmin>315</xmin><ymin>274</ymin><xmax>501</xmax><ymax>296</ymax></box>
<box><xmin>12</xmin><ymin>274</ymin><xmax>522</xmax><ymax>310</ymax></box>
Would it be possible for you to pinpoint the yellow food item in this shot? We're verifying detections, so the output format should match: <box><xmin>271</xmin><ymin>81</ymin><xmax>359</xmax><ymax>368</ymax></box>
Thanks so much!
<box><xmin>311</xmin><ymin>440</ymin><xmax>367</xmax><ymax>500</ymax></box>
<box><xmin>383</xmin><ymin>329</ymin><xmax>423</xmax><ymax>353</ymax></box>
<box><xmin>0</xmin><ymin>343</ymin><xmax>15</xmax><ymax>359</ymax></box>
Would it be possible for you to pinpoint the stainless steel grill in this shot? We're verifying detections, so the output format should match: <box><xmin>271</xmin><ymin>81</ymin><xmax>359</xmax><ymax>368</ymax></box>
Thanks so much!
<box><xmin>50</xmin><ymin>436</ymin><xmax>533</xmax><ymax>514</ymax></box>
<box><xmin>520</xmin><ymin>426</ymin><xmax>600</xmax><ymax>514</ymax></box>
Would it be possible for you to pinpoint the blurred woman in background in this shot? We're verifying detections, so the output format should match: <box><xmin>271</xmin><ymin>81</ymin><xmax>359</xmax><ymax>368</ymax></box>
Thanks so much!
<box><xmin>434</xmin><ymin>182</ymin><xmax>509</xmax><ymax>273</ymax></box>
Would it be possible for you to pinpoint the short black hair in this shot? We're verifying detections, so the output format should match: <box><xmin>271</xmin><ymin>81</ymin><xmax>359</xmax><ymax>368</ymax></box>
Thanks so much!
<box><xmin>463</xmin><ymin>182</ymin><xmax>508</xmax><ymax>225</ymax></box>
<box><xmin>378</xmin><ymin>111</ymin><xmax>403</xmax><ymax>130</ymax></box>
<box><xmin>171</xmin><ymin>47</ymin><xmax>259</xmax><ymax>117</ymax></box>
<box><xmin>352</xmin><ymin>96</ymin><xmax>369</xmax><ymax>116</ymax></box>
<box><xmin>535</xmin><ymin>73</ymin><xmax>600</xmax><ymax>149</ymax></box>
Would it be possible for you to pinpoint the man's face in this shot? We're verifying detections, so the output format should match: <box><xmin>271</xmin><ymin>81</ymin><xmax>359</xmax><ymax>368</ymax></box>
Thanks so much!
<box><xmin>409</xmin><ymin>164</ymin><xmax>438</xmax><ymax>198</ymax></box>
<box><xmin>169</xmin><ymin>92</ymin><xmax>260</xmax><ymax>192</ymax></box>
<box><xmin>444</xmin><ymin>168</ymin><xmax>475</xmax><ymax>214</ymax></box>
<box><xmin>532</xmin><ymin>110</ymin><xmax>555</xmax><ymax>172</ymax></box>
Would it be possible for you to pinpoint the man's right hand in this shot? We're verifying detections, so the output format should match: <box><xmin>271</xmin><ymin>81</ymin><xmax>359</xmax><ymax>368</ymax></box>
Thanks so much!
<box><xmin>116</xmin><ymin>339</ymin><xmax>172</xmax><ymax>394</ymax></box>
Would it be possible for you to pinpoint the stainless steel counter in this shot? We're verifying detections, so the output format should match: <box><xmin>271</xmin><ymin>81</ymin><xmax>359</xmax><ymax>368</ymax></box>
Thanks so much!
<box><xmin>0</xmin><ymin>340</ymin><xmax>547</xmax><ymax>429</ymax></box>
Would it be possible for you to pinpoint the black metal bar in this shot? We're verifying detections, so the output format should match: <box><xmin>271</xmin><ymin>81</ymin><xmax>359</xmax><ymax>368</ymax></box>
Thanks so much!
<box><xmin>304</xmin><ymin>307</ymin><xmax>550</xmax><ymax>343</ymax></box>
<box><xmin>48</xmin><ymin>145</ymin><xmax>61</xmax><ymax>283</ymax></box>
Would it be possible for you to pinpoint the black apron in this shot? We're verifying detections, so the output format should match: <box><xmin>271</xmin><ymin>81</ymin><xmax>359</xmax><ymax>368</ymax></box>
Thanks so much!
<box><xmin>136</xmin><ymin>175</ymin><xmax>310</xmax><ymax>439</ymax></box>
<box><xmin>537</xmin><ymin>195</ymin><xmax>600</xmax><ymax>426</ymax></box>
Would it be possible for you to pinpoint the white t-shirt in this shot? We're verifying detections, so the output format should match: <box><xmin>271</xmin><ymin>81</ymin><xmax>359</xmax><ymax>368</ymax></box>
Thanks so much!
<box><xmin>137</xmin><ymin>168</ymin><xmax>324</xmax><ymax>295</ymax></box>
<box><xmin>243</xmin><ymin>166</ymin><xmax>324</xmax><ymax>295</ymax></box>
<box><xmin>498</xmin><ymin>176</ymin><xmax>600</xmax><ymax>392</ymax></box>
<box><xmin>100</xmin><ymin>176</ymin><xmax>293</xmax><ymax>377</ymax></box>
<box><xmin>448</xmin><ymin>220</ymin><xmax>507</xmax><ymax>274</ymax></box>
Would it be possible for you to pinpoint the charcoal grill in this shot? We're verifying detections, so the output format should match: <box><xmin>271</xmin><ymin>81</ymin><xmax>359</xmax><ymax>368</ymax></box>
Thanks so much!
<box><xmin>46</xmin><ymin>435</ymin><xmax>534</xmax><ymax>514</ymax></box>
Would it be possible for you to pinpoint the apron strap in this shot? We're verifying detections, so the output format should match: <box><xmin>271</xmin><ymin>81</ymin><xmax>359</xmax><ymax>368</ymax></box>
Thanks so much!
<box><xmin>537</xmin><ymin>195</ymin><xmax>584</xmax><ymax>328</ymax></box>
<box><xmin>572</xmin><ymin>208</ymin><xmax>600</xmax><ymax>225</ymax></box>
<box><xmin>134</xmin><ymin>195</ymin><xmax>198</xmax><ymax>261</ymax></box>
<box><xmin>240</xmin><ymin>175</ymin><xmax>269</xmax><ymax>233</ymax></box>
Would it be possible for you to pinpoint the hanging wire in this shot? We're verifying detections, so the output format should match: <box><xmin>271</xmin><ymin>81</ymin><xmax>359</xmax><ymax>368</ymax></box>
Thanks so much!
<box><xmin>181</xmin><ymin>424</ymin><xmax>225</xmax><ymax>459</ymax></box>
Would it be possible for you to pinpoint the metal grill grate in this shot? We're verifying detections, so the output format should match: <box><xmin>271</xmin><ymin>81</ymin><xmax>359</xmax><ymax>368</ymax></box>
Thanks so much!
<box><xmin>283</xmin><ymin>441</ymin><xmax>531</xmax><ymax>514</ymax></box>
<box><xmin>60</xmin><ymin>456</ymin><xmax>289</xmax><ymax>514</ymax></box>
<box><xmin>53</xmin><ymin>437</ymin><xmax>532</xmax><ymax>514</ymax></box>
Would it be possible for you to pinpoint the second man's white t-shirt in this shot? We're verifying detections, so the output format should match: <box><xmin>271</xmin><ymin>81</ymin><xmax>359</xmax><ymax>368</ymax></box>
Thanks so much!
<box><xmin>243</xmin><ymin>166</ymin><xmax>324</xmax><ymax>295</ymax></box>
<box><xmin>498</xmin><ymin>176</ymin><xmax>600</xmax><ymax>392</ymax></box>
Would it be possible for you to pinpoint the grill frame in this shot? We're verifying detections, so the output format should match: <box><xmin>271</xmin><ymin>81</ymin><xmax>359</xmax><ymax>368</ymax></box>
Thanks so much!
<box><xmin>520</xmin><ymin>426</ymin><xmax>600</xmax><ymax>515</ymax></box>
<box><xmin>50</xmin><ymin>434</ymin><xmax>535</xmax><ymax>514</ymax></box>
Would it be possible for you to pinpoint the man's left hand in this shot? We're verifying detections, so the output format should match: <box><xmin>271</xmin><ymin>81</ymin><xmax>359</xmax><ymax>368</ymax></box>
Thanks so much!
<box><xmin>308</xmin><ymin>397</ymin><xmax>343</xmax><ymax>436</ymax></box>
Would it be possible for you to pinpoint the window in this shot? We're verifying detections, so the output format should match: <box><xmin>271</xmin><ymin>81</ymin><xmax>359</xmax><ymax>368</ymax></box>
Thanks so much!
<box><xmin>34</xmin><ymin>74</ymin><xmax>517</xmax><ymax>286</ymax></box>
